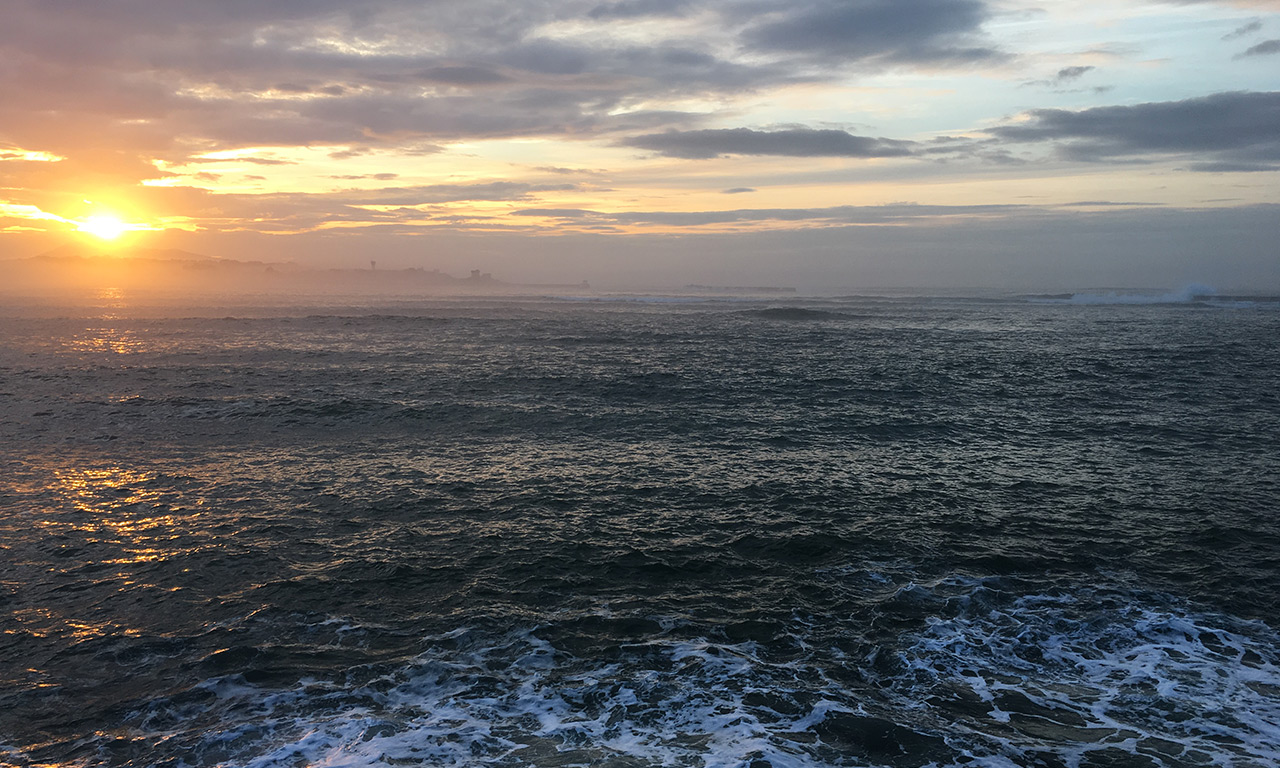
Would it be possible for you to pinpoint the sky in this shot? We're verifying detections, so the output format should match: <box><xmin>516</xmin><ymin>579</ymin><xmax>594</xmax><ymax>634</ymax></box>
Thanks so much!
<box><xmin>1</xmin><ymin>0</ymin><xmax>1278</xmax><ymax>291</ymax></box>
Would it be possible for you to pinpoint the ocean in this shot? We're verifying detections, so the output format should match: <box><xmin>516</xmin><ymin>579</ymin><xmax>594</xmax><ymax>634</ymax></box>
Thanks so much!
<box><xmin>2</xmin><ymin>291</ymin><xmax>1279</xmax><ymax>768</ymax></box>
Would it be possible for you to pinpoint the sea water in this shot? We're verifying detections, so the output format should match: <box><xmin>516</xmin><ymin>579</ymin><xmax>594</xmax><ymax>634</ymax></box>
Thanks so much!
<box><xmin>1</xmin><ymin>292</ymin><xmax>1278</xmax><ymax>767</ymax></box>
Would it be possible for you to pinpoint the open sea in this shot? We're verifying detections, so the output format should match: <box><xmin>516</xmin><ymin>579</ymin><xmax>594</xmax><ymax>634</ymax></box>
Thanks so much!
<box><xmin>2</xmin><ymin>290</ymin><xmax>1279</xmax><ymax>768</ymax></box>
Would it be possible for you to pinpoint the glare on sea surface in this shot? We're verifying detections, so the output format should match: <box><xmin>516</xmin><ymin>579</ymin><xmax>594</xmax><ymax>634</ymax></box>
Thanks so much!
<box><xmin>4</xmin><ymin>463</ymin><xmax>185</xmax><ymax>648</ymax></box>
<box><xmin>67</xmin><ymin>288</ymin><xmax>144</xmax><ymax>354</ymax></box>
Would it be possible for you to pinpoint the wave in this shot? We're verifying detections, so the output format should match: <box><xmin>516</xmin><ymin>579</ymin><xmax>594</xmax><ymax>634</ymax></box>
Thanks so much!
<box><xmin>1031</xmin><ymin>284</ymin><xmax>1221</xmax><ymax>305</ymax></box>
<box><xmin>748</xmin><ymin>307</ymin><xmax>849</xmax><ymax>321</ymax></box>
<box><xmin>885</xmin><ymin>576</ymin><xmax>1280</xmax><ymax>767</ymax></box>
<box><xmin>12</xmin><ymin>575</ymin><xmax>1277</xmax><ymax>767</ymax></box>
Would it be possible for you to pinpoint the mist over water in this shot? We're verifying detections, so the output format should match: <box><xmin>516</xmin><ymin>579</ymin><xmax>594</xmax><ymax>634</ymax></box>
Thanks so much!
<box><xmin>1</xmin><ymin>293</ymin><xmax>1278</xmax><ymax>767</ymax></box>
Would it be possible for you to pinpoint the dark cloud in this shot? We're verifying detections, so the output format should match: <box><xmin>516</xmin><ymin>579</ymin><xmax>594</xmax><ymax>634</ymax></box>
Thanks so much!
<box><xmin>513</xmin><ymin>202</ymin><xmax>1023</xmax><ymax>227</ymax></box>
<box><xmin>738</xmin><ymin>0</ymin><xmax>1001</xmax><ymax>65</ymax></box>
<box><xmin>374</xmin><ymin>66</ymin><xmax>510</xmax><ymax>86</ymax></box>
<box><xmin>1185</xmin><ymin>160</ymin><xmax>1279</xmax><ymax>172</ymax></box>
<box><xmin>1223</xmin><ymin>20</ymin><xmax>1262</xmax><ymax>40</ymax></box>
<box><xmin>1055</xmin><ymin>65</ymin><xmax>1094</xmax><ymax>81</ymax></box>
<box><xmin>1022</xmin><ymin>64</ymin><xmax>1099</xmax><ymax>90</ymax></box>
<box><xmin>340</xmin><ymin>182</ymin><xmax>580</xmax><ymax>205</ymax></box>
<box><xmin>621</xmin><ymin>128</ymin><xmax>915</xmax><ymax>159</ymax></box>
<box><xmin>989</xmin><ymin>91</ymin><xmax>1280</xmax><ymax>171</ymax></box>
<box><xmin>588</xmin><ymin>0</ymin><xmax>690</xmax><ymax>19</ymax></box>
<box><xmin>535</xmin><ymin>166</ymin><xmax>605</xmax><ymax>176</ymax></box>
<box><xmin>722</xmin><ymin>187</ymin><xmax>756</xmax><ymax>194</ymax></box>
<box><xmin>1059</xmin><ymin>200</ymin><xmax>1163</xmax><ymax>207</ymax></box>
<box><xmin>191</xmin><ymin>156</ymin><xmax>297</xmax><ymax>166</ymax></box>
<box><xmin>329</xmin><ymin>173</ymin><xmax>400</xmax><ymax>180</ymax></box>
<box><xmin>1236</xmin><ymin>39</ymin><xmax>1280</xmax><ymax>57</ymax></box>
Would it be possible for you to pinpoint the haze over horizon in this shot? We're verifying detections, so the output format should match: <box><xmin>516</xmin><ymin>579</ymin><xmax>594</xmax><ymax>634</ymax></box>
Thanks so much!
<box><xmin>2</xmin><ymin>0</ymin><xmax>1278</xmax><ymax>291</ymax></box>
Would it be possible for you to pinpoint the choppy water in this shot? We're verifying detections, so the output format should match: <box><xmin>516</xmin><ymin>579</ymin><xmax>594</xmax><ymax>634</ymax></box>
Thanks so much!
<box><xmin>2</xmin><ymin>291</ymin><xmax>1279</xmax><ymax>768</ymax></box>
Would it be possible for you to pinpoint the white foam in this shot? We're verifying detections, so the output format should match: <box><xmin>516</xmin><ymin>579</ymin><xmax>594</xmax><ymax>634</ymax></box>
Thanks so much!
<box><xmin>892</xmin><ymin>580</ymin><xmax>1280</xmax><ymax>767</ymax></box>
<box><xmin>1034</xmin><ymin>283</ymin><xmax>1219</xmax><ymax>305</ymax></box>
<box><xmin>17</xmin><ymin>579</ymin><xmax>1278</xmax><ymax>768</ymax></box>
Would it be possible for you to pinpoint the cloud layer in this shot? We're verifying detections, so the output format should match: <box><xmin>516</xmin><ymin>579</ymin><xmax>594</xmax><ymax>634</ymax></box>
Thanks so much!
<box><xmin>989</xmin><ymin>91</ymin><xmax>1280</xmax><ymax>171</ymax></box>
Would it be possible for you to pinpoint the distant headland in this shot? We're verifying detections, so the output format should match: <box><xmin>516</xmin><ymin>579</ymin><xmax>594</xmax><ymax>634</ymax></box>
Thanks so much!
<box><xmin>0</xmin><ymin>245</ymin><xmax>590</xmax><ymax>296</ymax></box>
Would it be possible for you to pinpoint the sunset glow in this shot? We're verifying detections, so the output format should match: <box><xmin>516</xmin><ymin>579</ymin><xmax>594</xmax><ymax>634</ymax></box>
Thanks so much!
<box><xmin>76</xmin><ymin>214</ymin><xmax>130</xmax><ymax>241</ymax></box>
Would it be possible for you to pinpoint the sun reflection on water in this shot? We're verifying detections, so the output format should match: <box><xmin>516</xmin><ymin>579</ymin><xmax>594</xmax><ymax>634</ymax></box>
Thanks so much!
<box><xmin>17</xmin><ymin>463</ymin><xmax>211</xmax><ymax>576</ymax></box>
<box><xmin>66</xmin><ymin>287</ymin><xmax>145</xmax><ymax>355</ymax></box>
<box><xmin>2</xmin><ymin>462</ymin><xmax>204</xmax><ymax>658</ymax></box>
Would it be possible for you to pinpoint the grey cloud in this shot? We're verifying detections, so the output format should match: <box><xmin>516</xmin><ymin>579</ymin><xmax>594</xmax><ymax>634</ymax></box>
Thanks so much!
<box><xmin>1223</xmin><ymin>20</ymin><xmax>1262</xmax><ymax>40</ymax></box>
<box><xmin>588</xmin><ymin>0</ymin><xmax>690</xmax><ymax>19</ymax></box>
<box><xmin>513</xmin><ymin>202</ymin><xmax>1023</xmax><ymax>227</ymax></box>
<box><xmin>329</xmin><ymin>173</ymin><xmax>400</xmax><ymax>180</ymax></box>
<box><xmin>723</xmin><ymin>187</ymin><xmax>756</xmax><ymax>194</ymax></box>
<box><xmin>1056</xmin><ymin>66</ymin><xmax>1094</xmax><ymax>81</ymax></box>
<box><xmin>622</xmin><ymin>128</ymin><xmax>915</xmax><ymax>158</ymax></box>
<box><xmin>370</xmin><ymin>66</ymin><xmax>510</xmax><ymax>85</ymax></box>
<box><xmin>536</xmin><ymin>166</ymin><xmax>604</xmax><ymax>175</ymax></box>
<box><xmin>1059</xmin><ymin>200</ymin><xmax>1163</xmax><ymax>207</ymax></box>
<box><xmin>1186</xmin><ymin>160</ymin><xmax>1280</xmax><ymax>172</ymax></box>
<box><xmin>989</xmin><ymin>91</ymin><xmax>1280</xmax><ymax>170</ymax></box>
<box><xmin>739</xmin><ymin>0</ymin><xmax>1001</xmax><ymax>65</ymax></box>
<box><xmin>417</xmin><ymin>66</ymin><xmax>509</xmax><ymax>85</ymax></box>
<box><xmin>191</xmin><ymin>156</ymin><xmax>296</xmax><ymax>166</ymax></box>
<box><xmin>1022</xmin><ymin>64</ymin><xmax>1098</xmax><ymax>90</ymax></box>
<box><xmin>342</xmin><ymin>182</ymin><xmax>580</xmax><ymax>205</ymax></box>
<box><xmin>1237</xmin><ymin>39</ymin><xmax>1280</xmax><ymax>57</ymax></box>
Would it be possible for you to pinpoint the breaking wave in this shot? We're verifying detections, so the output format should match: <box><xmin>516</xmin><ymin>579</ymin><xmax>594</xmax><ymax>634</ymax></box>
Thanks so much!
<box><xmin>1032</xmin><ymin>284</ymin><xmax>1220</xmax><ymax>305</ymax></box>
<box><xmin>14</xmin><ymin>576</ymin><xmax>1277</xmax><ymax>768</ymax></box>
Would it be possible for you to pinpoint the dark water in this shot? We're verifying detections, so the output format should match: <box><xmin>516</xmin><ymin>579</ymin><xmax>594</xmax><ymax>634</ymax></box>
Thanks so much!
<box><xmin>2</xmin><ymin>292</ymin><xmax>1279</xmax><ymax>767</ymax></box>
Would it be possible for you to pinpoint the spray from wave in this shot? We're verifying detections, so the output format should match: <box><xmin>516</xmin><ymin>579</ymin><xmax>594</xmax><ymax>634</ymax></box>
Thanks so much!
<box><xmin>1032</xmin><ymin>284</ymin><xmax>1219</xmax><ymax>305</ymax></box>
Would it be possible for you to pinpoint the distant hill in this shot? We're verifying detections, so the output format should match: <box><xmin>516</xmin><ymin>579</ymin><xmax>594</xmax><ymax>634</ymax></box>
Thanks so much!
<box><xmin>2</xmin><ymin>247</ymin><xmax>588</xmax><ymax>297</ymax></box>
<box><xmin>34</xmin><ymin>244</ymin><xmax>219</xmax><ymax>262</ymax></box>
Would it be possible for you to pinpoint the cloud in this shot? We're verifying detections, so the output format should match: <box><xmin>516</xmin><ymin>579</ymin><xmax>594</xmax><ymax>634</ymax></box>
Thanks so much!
<box><xmin>621</xmin><ymin>128</ymin><xmax>915</xmax><ymax>158</ymax></box>
<box><xmin>512</xmin><ymin>202</ymin><xmax>1024</xmax><ymax>227</ymax></box>
<box><xmin>737</xmin><ymin>0</ymin><xmax>1001</xmax><ymax>65</ymax></box>
<box><xmin>1236</xmin><ymin>39</ymin><xmax>1280</xmax><ymax>57</ymax></box>
<box><xmin>1022</xmin><ymin>64</ymin><xmax>1099</xmax><ymax>90</ymax></box>
<box><xmin>588</xmin><ymin>0</ymin><xmax>690</xmax><ymax>19</ymax></box>
<box><xmin>340</xmin><ymin>182</ymin><xmax>581</xmax><ymax>206</ymax></box>
<box><xmin>1055</xmin><ymin>65</ymin><xmax>1094</xmax><ymax>82</ymax></box>
<box><xmin>397</xmin><ymin>66</ymin><xmax>511</xmax><ymax>86</ymax></box>
<box><xmin>329</xmin><ymin>173</ymin><xmax>400</xmax><ymax>180</ymax></box>
<box><xmin>0</xmin><ymin>0</ymin><xmax>1013</xmax><ymax>189</ymax></box>
<box><xmin>1223</xmin><ymin>20</ymin><xmax>1263</xmax><ymax>39</ymax></box>
<box><xmin>989</xmin><ymin>91</ymin><xmax>1280</xmax><ymax>171</ymax></box>
<box><xmin>722</xmin><ymin>187</ymin><xmax>756</xmax><ymax>194</ymax></box>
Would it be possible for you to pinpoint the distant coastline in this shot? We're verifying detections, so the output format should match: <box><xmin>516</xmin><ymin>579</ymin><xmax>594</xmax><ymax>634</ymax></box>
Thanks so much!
<box><xmin>0</xmin><ymin>245</ymin><xmax>591</xmax><ymax>297</ymax></box>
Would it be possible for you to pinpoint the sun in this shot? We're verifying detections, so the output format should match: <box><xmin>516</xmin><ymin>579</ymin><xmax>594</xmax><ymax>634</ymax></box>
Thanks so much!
<box><xmin>77</xmin><ymin>213</ymin><xmax>130</xmax><ymax>240</ymax></box>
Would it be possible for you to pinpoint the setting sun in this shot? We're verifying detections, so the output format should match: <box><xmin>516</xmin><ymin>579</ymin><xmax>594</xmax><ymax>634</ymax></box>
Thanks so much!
<box><xmin>77</xmin><ymin>214</ymin><xmax>129</xmax><ymax>240</ymax></box>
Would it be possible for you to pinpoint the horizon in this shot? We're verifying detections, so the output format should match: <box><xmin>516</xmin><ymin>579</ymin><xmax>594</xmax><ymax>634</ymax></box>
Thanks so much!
<box><xmin>4</xmin><ymin>243</ymin><xmax>1273</xmax><ymax>298</ymax></box>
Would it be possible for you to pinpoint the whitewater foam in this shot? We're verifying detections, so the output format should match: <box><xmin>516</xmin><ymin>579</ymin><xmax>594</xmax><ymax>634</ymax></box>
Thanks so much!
<box><xmin>12</xmin><ymin>578</ymin><xmax>1266</xmax><ymax>768</ymax></box>
<box><xmin>1032</xmin><ymin>284</ymin><xmax>1219</xmax><ymax>305</ymax></box>
<box><xmin>890</xmin><ymin>578</ymin><xmax>1280</xmax><ymax>767</ymax></box>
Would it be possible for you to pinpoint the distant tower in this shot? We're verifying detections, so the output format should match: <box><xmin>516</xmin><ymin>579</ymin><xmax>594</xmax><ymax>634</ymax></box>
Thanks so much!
<box><xmin>370</xmin><ymin>260</ymin><xmax>377</xmax><ymax>271</ymax></box>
